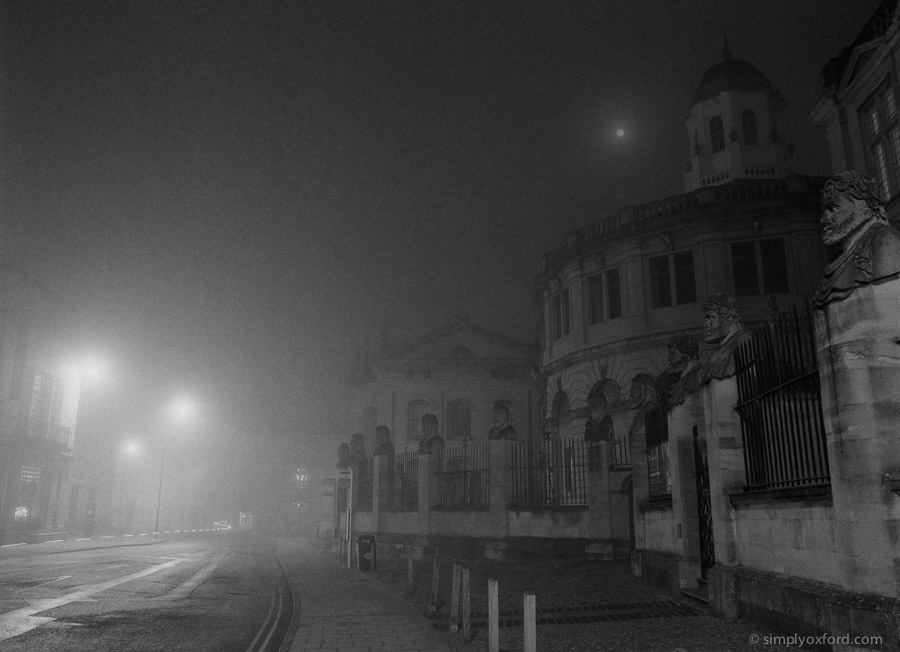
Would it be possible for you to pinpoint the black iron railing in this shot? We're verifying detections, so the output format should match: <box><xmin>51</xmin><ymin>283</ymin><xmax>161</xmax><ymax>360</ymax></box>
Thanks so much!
<box><xmin>734</xmin><ymin>303</ymin><xmax>830</xmax><ymax>491</ymax></box>
<box><xmin>510</xmin><ymin>435</ymin><xmax>588</xmax><ymax>508</ymax></box>
<box><xmin>384</xmin><ymin>451</ymin><xmax>418</xmax><ymax>511</ymax></box>
<box><xmin>436</xmin><ymin>441</ymin><xmax>490</xmax><ymax>508</ymax></box>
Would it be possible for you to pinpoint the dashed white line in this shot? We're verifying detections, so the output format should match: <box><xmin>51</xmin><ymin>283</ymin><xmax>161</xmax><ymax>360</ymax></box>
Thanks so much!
<box><xmin>45</xmin><ymin>540</ymin><xmax>65</xmax><ymax>544</ymax></box>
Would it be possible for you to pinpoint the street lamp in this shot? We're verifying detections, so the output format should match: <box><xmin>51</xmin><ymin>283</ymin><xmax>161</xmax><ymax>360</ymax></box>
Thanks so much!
<box><xmin>154</xmin><ymin>397</ymin><xmax>196</xmax><ymax>536</ymax></box>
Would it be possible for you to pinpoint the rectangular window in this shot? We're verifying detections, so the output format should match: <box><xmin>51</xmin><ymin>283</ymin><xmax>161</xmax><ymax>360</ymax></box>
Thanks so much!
<box><xmin>587</xmin><ymin>268</ymin><xmax>622</xmax><ymax>323</ymax></box>
<box><xmin>760</xmin><ymin>239</ymin><xmax>789</xmax><ymax>293</ymax></box>
<box><xmin>673</xmin><ymin>251</ymin><xmax>696</xmax><ymax>305</ymax></box>
<box><xmin>731</xmin><ymin>239</ymin><xmax>790</xmax><ymax>297</ymax></box>
<box><xmin>861</xmin><ymin>79</ymin><xmax>900</xmax><ymax>199</ymax></box>
<box><xmin>550</xmin><ymin>288</ymin><xmax>571</xmax><ymax>340</ymax></box>
<box><xmin>731</xmin><ymin>241</ymin><xmax>760</xmax><ymax>296</ymax></box>
<box><xmin>588</xmin><ymin>275</ymin><xmax>604</xmax><ymax>324</ymax></box>
<box><xmin>606</xmin><ymin>268</ymin><xmax>622</xmax><ymax>319</ymax></box>
<box><xmin>649</xmin><ymin>251</ymin><xmax>696</xmax><ymax>309</ymax></box>
<box><xmin>649</xmin><ymin>256</ymin><xmax>672</xmax><ymax>309</ymax></box>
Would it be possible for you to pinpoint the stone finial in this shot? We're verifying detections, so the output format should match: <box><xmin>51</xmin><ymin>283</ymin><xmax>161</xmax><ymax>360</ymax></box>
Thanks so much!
<box><xmin>814</xmin><ymin>170</ymin><xmax>900</xmax><ymax>307</ymax></box>
<box><xmin>699</xmin><ymin>293</ymin><xmax>750</xmax><ymax>383</ymax></box>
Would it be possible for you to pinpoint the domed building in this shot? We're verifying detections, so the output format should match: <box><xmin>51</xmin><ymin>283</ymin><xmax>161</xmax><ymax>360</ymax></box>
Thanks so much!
<box><xmin>534</xmin><ymin>45</ymin><xmax>827</xmax><ymax>566</ymax></box>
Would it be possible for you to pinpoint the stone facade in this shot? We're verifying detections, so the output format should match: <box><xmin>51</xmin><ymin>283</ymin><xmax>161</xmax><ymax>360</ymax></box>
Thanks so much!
<box><xmin>348</xmin><ymin>314</ymin><xmax>538</xmax><ymax>455</ymax></box>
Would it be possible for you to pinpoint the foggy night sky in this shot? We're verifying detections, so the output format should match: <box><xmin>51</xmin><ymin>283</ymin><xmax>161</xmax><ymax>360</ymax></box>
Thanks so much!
<box><xmin>0</xmin><ymin>1</ymin><xmax>881</xmax><ymax>478</ymax></box>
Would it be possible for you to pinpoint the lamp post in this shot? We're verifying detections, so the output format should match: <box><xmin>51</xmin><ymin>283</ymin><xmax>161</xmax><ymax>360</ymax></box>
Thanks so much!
<box><xmin>154</xmin><ymin>397</ymin><xmax>195</xmax><ymax>536</ymax></box>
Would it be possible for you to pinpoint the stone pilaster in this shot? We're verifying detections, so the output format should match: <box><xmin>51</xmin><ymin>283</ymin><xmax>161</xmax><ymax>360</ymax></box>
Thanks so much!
<box><xmin>815</xmin><ymin>280</ymin><xmax>900</xmax><ymax>597</ymax></box>
<box><xmin>630</xmin><ymin>424</ymin><xmax>649</xmax><ymax>576</ymax></box>
<box><xmin>587</xmin><ymin>438</ymin><xmax>613</xmax><ymax>559</ymax></box>
<box><xmin>669</xmin><ymin>398</ymin><xmax>702</xmax><ymax>588</ymax></box>
<box><xmin>488</xmin><ymin>440</ymin><xmax>512</xmax><ymax>538</ymax></box>
<box><xmin>702</xmin><ymin>375</ymin><xmax>746</xmax><ymax>567</ymax></box>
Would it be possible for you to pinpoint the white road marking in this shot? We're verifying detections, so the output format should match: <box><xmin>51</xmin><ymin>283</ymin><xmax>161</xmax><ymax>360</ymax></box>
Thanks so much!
<box><xmin>45</xmin><ymin>540</ymin><xmax>64</xmax><ymax>544</ymax></box>
<box><xmin>0</xmin><ymin>558</ymin><xmax>183</xmax><ymax>641</ymax></box>
<box><xmin>101</xmin><ymin>536</ymin><xmax>115</xmax><ymax>539</ymax></box>
<box><xmin>16</xmin><ymin>575</ymin><xmax>71</xmax><ymax>593</ymax></box>
<box><xmin>0</xmin><ymin>543</ymin><xmax>26</xmax><ymax>548</ymax></box>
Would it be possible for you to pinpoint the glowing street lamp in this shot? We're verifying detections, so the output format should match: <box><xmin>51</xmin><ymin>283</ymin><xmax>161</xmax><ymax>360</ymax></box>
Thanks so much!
<box><xmin>154</xmin><ymin>396</ymin><xmax>197</xmax><ymax>536</ymax></box>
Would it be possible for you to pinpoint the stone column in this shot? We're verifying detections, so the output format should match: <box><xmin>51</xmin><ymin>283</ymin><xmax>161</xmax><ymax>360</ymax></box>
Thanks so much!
<box><xmin>669</xmin><ymin>398</ymin><xmax>702</xmax><ymax>589</ymax></box>
<box><xmin>630</xmin><ymin>424</ymin><xmax>649</xmax><ymax>576</ymax></box>
<box><xmin>815</xmin><ymin>281</ymin><xmax>900</xmax><ymax>597</ymax></box>
<box><xmin>703</xmin><ymin>375</ymin><xmax>746</xmax><ymax>619</ymax></box>
<box><xmin>488</xmin><ymin>440</ymin><xmax>512</xmax><ymax>537</ymax></box>
<box><xmin>586</xmin><ymin>438</ymin><xmax>613</xmax><ymax>559</ymax></box>
<box><xmin>416</xmin><ymin>452</ymin><xmax>440</xmax><ymax>536</ymax></box>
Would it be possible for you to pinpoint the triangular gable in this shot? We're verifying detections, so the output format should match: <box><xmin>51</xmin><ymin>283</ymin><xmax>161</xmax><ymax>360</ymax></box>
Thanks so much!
<box><xmin>840</xmin><ymin>40</ymin><xmax>884</xmax><ymax>94</ymax></box>
<box><xmin>379</xmin><ymin>320</ymin><xmax>534</xmax><ymax>362</ymax></box>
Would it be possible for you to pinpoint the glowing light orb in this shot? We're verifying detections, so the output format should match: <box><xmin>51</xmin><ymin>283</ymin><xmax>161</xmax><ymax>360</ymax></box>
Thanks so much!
<box><xmin>616</xmin><ymin>128</ymin><xmax>625</xmax><ymax>137</ymax></box>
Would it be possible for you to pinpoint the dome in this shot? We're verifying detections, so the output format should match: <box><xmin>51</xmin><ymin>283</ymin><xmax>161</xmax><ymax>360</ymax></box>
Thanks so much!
<box><xmin>693</xmin><ymin>41</ymin><xmax>775</xmax><ymax>103</ymax></box>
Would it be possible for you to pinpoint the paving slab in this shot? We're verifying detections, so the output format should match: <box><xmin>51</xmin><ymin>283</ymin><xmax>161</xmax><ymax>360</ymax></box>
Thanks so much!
<box><xmin>278</xmin><ymin>539</ymin><xmax>452</xmax><ymax>652</ymax></box>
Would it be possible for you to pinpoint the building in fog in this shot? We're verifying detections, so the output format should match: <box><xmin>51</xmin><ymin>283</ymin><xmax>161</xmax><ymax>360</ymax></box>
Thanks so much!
<box><xmin>348</xmin><ymin>313</ymin><xmax>538</xmax><ymax>454</ymax></box>
<box><xmin>0</xmin><ymin>265</ymin><xmax>86</xmax><ymax>543</ymax></box>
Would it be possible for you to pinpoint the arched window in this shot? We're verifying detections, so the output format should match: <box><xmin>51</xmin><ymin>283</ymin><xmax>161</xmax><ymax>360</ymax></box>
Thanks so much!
<box><xmin>742</xmin><ymin>110</ymin><xmax>759</xmax><ymax>146</ymax></box>
<box><xmin>552</xmin><ymin>391</ymin><xmax>570</xmax><ymax>418</ymax></box>
<box><xmin>407</xmin><ymin>400</ymin><xmax>430</xmax><ymax>440</ymax></box>
<box><xmin>446</xmin><ymin>399</ymin><xmax>475</xmax><ymax>440</ymax></box>
<box><xmin>709</xmin><ymin>116</ymin><xmax>726</xmax><ymax>153</ymax></box>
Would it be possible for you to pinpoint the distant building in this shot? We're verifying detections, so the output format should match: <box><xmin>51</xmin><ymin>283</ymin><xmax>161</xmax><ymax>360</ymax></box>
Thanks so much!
<box><xmin>348</xmin><ymin>313</ymin><xmax>538</xmax><ymax>454</ymax></box>
<box><xmin>0</xmin><ymin>265</ymin><xmax>86</xmax><ymax>543</ymax></box>
<box><xmin>808</xmin><ymin>0</ymin><xmax>900</xmax><ymax>226</ymax></box>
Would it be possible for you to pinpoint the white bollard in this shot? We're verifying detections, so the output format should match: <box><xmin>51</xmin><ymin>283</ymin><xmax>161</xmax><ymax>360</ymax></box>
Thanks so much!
<box><xmin>450</xmin><ymin>563</ymin><xmax>461</xmax><ymax>632</ymax></box>
<box><xmin>524</xmin><ymin>592</ymin><xmax>536</xmax><ymax>652</ymax></box>
<box><xmin>488</xmin><ymin>579</ymin><xmax>499</xmax><ymax>652</ymax></box>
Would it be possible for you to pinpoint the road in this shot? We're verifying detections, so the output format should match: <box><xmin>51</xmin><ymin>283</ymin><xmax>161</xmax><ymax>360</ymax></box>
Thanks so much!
<box><xmin>0</xmin><ymin>531</ymin><xmax>292</xmax><ymax>652</ymax></box>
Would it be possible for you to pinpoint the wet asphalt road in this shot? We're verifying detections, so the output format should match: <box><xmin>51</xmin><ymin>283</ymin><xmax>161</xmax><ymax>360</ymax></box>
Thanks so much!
<box><xmin>0</xmin><ymin>531</ymin><xmax>288</xmax><ymax>652</ymax></box>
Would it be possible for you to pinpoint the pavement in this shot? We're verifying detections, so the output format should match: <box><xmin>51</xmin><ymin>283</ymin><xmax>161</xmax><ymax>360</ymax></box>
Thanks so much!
<box><xmin>277</xmin><ymin>539</ymin><xmax>452</xmax><ymax>652</ymax></box>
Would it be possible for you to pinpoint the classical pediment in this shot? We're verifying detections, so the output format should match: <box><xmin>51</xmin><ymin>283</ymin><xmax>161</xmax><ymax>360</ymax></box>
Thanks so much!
<box><xmin>378</xmin><ymin>318</ymin><xmax>534</xmax><ymax>363</ymax></box>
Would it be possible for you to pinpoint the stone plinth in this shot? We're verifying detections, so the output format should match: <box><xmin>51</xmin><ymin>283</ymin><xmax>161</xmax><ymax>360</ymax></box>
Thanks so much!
<box><xmin>702</xmin><ymin>375</ymin><xmax>746</xmax><ymax>568</ymax></box>
<box><xmin>815</xmin><ymin>280</ymin><xmax>900</xmax><ymax>597</ymax></box>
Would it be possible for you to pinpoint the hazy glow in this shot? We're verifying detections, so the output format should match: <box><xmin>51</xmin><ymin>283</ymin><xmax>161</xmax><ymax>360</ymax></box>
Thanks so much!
<box><xmin>123</xmin><ymin>439</ymin><xmax>141</xmax><ymax>456</ymax></box>
<box><xmin>169</xmin><ymin>396</ymin><xmax>197</xmax><ymax>423</ymax></box>
<box><xmin>616</xmin><ymin>128</ymin><xmax>625</xmax><ymax>137</ymax></box>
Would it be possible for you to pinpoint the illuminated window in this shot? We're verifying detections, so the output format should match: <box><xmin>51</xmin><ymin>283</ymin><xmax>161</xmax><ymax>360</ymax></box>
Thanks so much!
<box><xmin>710</xmin><ymin>116</ymin><xmax>726</xmax><ymax>152</ymax></box>
<box><xmin>742</xmin><ymin>110</ymin><xmax>759</xmax><ymax>146</ymax></box>
<box><xmin>588</xmin><ymin>267</ymin><xmax>622</xmax><ymax>324</ymax></box>
<box><xmin>649</xmin><ymin>251</ymin><xmax>696</xmax><ymax>309</ymax></box>
<box><xmin>861</xmin><ymin>80</ymin><xmax>900</xmax><ymax>200</ymax></box>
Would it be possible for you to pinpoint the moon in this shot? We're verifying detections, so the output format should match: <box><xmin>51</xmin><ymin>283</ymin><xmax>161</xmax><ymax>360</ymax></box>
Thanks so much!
<box><xmin>616</xmin><ymin>128</ymin><xmax>625</xmax><ymax>137</ymax></box>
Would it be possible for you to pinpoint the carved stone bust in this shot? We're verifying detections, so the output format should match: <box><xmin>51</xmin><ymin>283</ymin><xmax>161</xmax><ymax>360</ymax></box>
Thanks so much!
<box><xmin>373</xmin><ymin>425</ymin><xmax>395</xmax><ymax>456</ymax></box>
<box><xmin>699</xmin><ymin>292</ymin><xmax>750</xmax><ymax>383</ymax></box>
<box><xmin>656</xmin><ymin>333</ymin><xmax>700</xmax><ymax>408</ymax></box>
<box><xmin>488</xmin><ymin>403</ymin><xmax>518</xmax><ymax>441</ymax></box>
<box><xmin>418</xmin><ymin>413</ymin><xmax>445</xmax><ymax>454</ymax></box>
<box><xmin>627</xmin><ymin>373</ymin><xmax>658</xmax><ymax>437</ymax></box>
<box><xmin>814</xmin><ymin>170</ymin><xmax>900</xmax><ymax>307</ymax></box>
<box><xmin>584</xmin><ymin>390</ymin><xmax>613</xmax><ymax>442</ymax></box>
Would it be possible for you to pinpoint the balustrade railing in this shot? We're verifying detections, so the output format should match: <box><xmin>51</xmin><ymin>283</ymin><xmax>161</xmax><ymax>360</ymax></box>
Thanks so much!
<box><xmin>15</xmin><ymin>416</ymin><xmax>71</xmax><ymax>446</ymax></box>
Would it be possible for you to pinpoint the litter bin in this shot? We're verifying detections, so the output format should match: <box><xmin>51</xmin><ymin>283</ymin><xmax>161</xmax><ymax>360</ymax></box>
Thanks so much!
<box><xmin>357</xmin><ymin>535</ymin><xmax>375</xmax><ymax>571</ymax></box>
